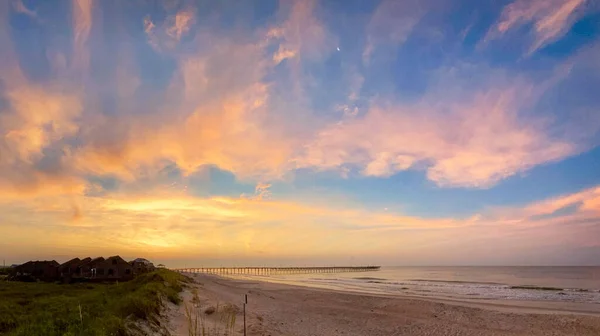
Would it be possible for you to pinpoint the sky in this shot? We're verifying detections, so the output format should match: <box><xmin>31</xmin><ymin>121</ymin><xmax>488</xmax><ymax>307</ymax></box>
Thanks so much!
<box><xmin>1</xmin><ymin>0</ymin><xmax>599</xmax><ymax>267</ymax></box>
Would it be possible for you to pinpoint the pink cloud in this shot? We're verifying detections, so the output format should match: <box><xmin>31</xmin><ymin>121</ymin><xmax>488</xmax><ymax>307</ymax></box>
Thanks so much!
<box><xmin>296</xmin><ymin>79</ymin><xmax>577</xmax><ymax>188</ymax></box>
<box><xmin>523</xmin><ymin>186</ymin><xmax>600</xmax><ymax>216</ymax></box>
<box><xmin>143</xmin><ymin>7</ymin><xmax>196</xmax><ymax>53</ymax></box>
<box><xmin>12</xmin><ymin>0</ymin><xmax>36</xmax><ymax>18</ymax></box>
<box><xmin>71</xmin><ymin>0</ymin><xmax>93</xmax><ymax>72</ymax></box>
<box><xmin>166</xmin><ymin>8</ymin><xmax>195</xmax><ymax>41</ymax></box>
<box><xmin>486</xmin><ymin>0</ymin><xmax>587</xmax><ymax>54</ymax></box>
<box><xmin>70</xmin><ymin>32</ymin><xmax>297</xmax><ymax>182</ymax></box>
<box><xmin>363</xmin><ymin>0</ymin><xmax>425</xmax><ymax>64</ymax></box>
<box><xmin>271</xmin><ymin>0</ymin><xmax>335</xmax><ymax>63</ymax></box>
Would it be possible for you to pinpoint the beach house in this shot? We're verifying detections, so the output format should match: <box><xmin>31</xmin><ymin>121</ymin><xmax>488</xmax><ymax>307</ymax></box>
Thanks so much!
<box><xmin>12</xmin><ymin>260</ymin><xmax>59</xmax><ymax>281</ymax></box>
<box><xmin>12</xmin><ymin>256</ymin><xmax>149</xmax><ymax>282</ymax></box>
<box><xmin>130</xmin><ymin>258</ymin><xmax>156</xmax><ymax>274</ymax></box>
<box><xmin>58</xmin><ymin>257</ymin><xmax>92</xmax><ymax>282</ymax></box>
<box><xmin>88</xmin><ymin>256</ymin><xmax>134</xmax><ymax>281</ymax></box>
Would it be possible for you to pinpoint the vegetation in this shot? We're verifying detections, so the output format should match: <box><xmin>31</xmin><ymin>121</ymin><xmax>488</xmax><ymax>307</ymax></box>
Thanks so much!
<box><xmin>184</xmin><ymin>288</ymin><xmax>237</xmax><ymax>336</ymax></box>
<box><xmin>0</xmin><ymin>269</ymin><xmax>190</xmax><ymax>336</ymax></box>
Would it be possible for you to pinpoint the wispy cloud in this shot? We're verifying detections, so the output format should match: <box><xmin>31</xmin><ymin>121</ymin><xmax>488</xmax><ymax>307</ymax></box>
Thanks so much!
<box><xmin>363</xmin><ymin>0</ymin><xmax>425</xmax><ymax>64</ymax></box>
<box><xmin>166</xmin><ymin>8</ymin><xmax>195</xmax><ymax>41</ymax></box>
<box><xmin>486</xmin><ymin>0</ymin><xmax>588</xmax><ymax>54</ymax></box>
<box><xmin>144</xmin><ymin>7</ymin><xmax>196</xmax><ymax>52</ymax></box>
<box><xmin>12</xmin><ymin>0</ymin><xmax>36</xmax><ymax>18</ymax></box>
<box><xmin>0</xmin><ymin>0</ymin><xmax>598</xmax><ymax>265</ymax></box>
<box><xmin>71</xmin><ymin>0</ymin><xmax>93</xmax><ymax>72</ymax></box>
<box><xmin>70</xmin><ymin>32</ymin><xmax>294</xmax><ymax>181</ymax></box>
<box><xmin>270</xmin><ymin>0</ymin><xmax>334</xmax><ymax>63</ymax></box>
<box><xmin>1</xmin><ymin>183</ymin><xmax>598</xmax><ymax>264</ymax></box>
<box><xmin>0</xmin><ymin>82</ymin><xmax>84</xmax><ymax>199</ymax></box>
<box><xmin>296</xmin><ymin>71</ymin><xmax>578</xmax><ymax>188</ymax></box>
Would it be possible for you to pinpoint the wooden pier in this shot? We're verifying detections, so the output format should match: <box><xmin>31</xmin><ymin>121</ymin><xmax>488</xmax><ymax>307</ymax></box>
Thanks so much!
<box><xmin>173</xmin><ymin>266</ymin><xmax>380</xmax><ymax>275</ymax></box>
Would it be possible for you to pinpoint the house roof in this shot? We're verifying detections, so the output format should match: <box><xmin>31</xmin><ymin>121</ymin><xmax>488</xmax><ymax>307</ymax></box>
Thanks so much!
<box><xmin>106</xmin><ymin>256</ymin><xmax>131</xmax><ymax>265</ymax></box>
<box><xmin>81</xmin><ymin>257</ymin><xmax>105</xmax><ymax>268</ymax></box>
<box><xmin>131</xmin><ymin>258</ymin><xmax>153</xmax><ymax>264</ymax></box>
<box><xmin>59</xmin><ymin>258</ymin><xmax>81</xmax><ymax>268</ymax></box>
<box><xmin>16</xmin><ymin>260</ymin><xmax>59</xmax><ymax>271</ymax></box>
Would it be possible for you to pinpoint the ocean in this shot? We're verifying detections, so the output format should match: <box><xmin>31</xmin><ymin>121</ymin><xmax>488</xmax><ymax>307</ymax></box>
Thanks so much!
<box><xmin>228</xmin><ymin>266</ymin><xmax>600</xmax><ymax>305</ymax></box>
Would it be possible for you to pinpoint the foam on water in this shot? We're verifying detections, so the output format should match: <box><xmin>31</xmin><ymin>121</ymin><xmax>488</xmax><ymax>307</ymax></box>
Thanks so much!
<box><xmin>225</xmin><ymin>266</ymin><xmax>600</xmax><ymax>305</ymax></box>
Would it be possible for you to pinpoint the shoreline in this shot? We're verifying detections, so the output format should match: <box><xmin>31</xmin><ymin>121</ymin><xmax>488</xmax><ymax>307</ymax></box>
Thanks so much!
<box><xmin>215</xmin><ymin>273</ymin><xmax>600</xmax><ymax>316</ymax></box>
<box><xmin>166</xmin><ymin>273</ymin><xmax>600</xmax><ymax>336</ymax></box>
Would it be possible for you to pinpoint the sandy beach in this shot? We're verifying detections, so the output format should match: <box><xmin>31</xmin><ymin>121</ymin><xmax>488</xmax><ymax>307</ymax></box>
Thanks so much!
<box><xmin>162</xmin><ymin>273</ymin><xmax>600</xmax><ymax>336</ymax></box>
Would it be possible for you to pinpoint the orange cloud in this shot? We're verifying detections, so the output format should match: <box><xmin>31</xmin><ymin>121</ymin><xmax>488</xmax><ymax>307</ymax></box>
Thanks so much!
<box><xmin>143</xmin><ymin>7</ymin><xmax>196</xmax><ymax>52</ymax></box>
<box><xmin>0</xmin><ymin>82</ymin><xmax>85</xmax><ymax>199</ymax></box>
<box><xmin>0</xmin><ymin>187</ymin><xmax>473</xmax><ymax>261</ymax></box>
<box><xmin>70</xmin><ymin>21</ymin><xmax>307</xmax><ymax>182</ymax></box>
<box><xmin>166</xmin><ymin>8</ymin><xmax>195</xmax><ymax>41</ymax></box>
<box><xmin>2</xmin><ymin>182</ymin><xmax>598</xmax><ymax>264</ymax></box>
<box><xmin>486</xmin><ymin>0</ymin><xmax>587</xmax><ymax>54</ymax></box>
<box><xmin>523</xmin><ymin>186</ymin><xmax>600</xmax><ymax>216</ymax></box>
<box><xmin>251</xmin><ymin>182</ymin><xmax>272</xmax><ymax>200</ymax></box>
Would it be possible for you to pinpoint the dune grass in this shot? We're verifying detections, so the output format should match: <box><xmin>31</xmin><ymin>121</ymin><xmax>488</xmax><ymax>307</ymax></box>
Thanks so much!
<box><xmin>0</xmin><ymin>269</ymin><xmax>189</xmax><ymax>336</ymax></box>
<box><xmin>184</xmin><ymin>288</ymin><xmax>237</xmax><ymax>336</ymax></box>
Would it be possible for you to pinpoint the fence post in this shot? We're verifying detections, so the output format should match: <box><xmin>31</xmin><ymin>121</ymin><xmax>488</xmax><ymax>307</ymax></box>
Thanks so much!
<box><xmin>243</xmin><ymin>294</ymin><xmax>247</xmax><ymax>336</ymax></box>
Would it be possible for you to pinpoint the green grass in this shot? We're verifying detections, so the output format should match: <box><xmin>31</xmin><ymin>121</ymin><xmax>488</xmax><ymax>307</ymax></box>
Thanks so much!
<box><xmin>0</xmin><ymin>269</ymin><xmax>190</xmax><ymax>336</ymax></box>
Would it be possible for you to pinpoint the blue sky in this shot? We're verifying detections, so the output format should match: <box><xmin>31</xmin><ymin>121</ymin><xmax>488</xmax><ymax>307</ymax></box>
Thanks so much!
<box><xmin>0</xmin><ymin>0</ymin><xmax>599</xmax><ymax>266</ymax></box>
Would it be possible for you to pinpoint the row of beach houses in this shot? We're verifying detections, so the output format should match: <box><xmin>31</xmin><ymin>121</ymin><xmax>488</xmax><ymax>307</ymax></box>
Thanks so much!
<box><xmin>9</xmin><ymin>256</ymin><xmax>157</xmax><ymax>282</ymax></box>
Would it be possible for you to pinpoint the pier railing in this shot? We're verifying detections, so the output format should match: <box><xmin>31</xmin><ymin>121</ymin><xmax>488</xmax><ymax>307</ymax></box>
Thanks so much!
<box><xmin>172</xmin><ymin>266</ymin><xmax>380</xmax><ymax>275</ymax></box>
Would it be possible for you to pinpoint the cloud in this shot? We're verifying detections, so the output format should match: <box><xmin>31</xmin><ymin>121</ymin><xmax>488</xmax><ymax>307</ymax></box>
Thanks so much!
<box><xmin>252</xmin><ymin>182</ymin><xmax>272</xmax><ymax>200</ymax></box>
<box><xmin>166</xmin><ymin>8</ymin><xmax>195</xmax><ymax>41</ymax></box>
<box><xmin>143</xmin><ymin>8</ymin><xmax>195</xmax><ymax>52</ymax></box>
<box><xmin>523</xmin><ymin>186</ymin><xmax>600</xmax><ymax>217</ymax></box>
<box><xmin>0</xmin><ymin>187</ymin><xmax>470</xmax><ymax>259</ymax></box>
<box><xmin>70</xmin><ymin>31</ymin><xmax>297</xmax><ymax>182</ymax></box>
<box><xmin>363</xmin><ymin>0</ymin><xmax>425</xmax><ymax>64</ymax></box>
<box><xmin>0</xmin><ymin>0</ymin><xmax>599</xmax><ymax>265</ymax></box>
<box><xmin>1</xmin><ymin>182</ymin><xmax>598</xmax><ymax>264</ymax></box>
<box><xmin>0</xmin><ymin>83</ymin><xmax>86</xmax><ymax>199</ymax></box>
<box><xmin>71</xmin><ymin>0</ymin><xmax>93</xmax><ymax>72</ymax></box>
<box><xmin>296</xmin><ymin>73</ymin><xmax>578</xmax><ymax>188</ymax></box>
<box><xmin>270</xmin><ymin>0</ymin><xmax>334</xmax><ymax>63</ymax></box>
<box><xmin>486</xmin><ymin>0</ymin><xmax>588</xmax><ymax>54</ymax></box>
<box><xmin>12</xmin><ymin>0</ymin><xmax>36</xmax><ymax>18</ymax></box>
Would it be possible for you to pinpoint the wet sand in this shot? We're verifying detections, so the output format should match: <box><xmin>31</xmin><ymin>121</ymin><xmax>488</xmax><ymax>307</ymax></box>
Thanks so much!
<box><xmin>165</xmin><ymin>273</ymin><xmax>600</xmax><ymax>336</ymax></box>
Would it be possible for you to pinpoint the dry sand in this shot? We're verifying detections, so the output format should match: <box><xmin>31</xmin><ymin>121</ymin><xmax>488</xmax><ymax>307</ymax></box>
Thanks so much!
<box><xmin>163</xmin><ymin>273</ymin><xmax>600</xmax><ymax>336</ymax></box>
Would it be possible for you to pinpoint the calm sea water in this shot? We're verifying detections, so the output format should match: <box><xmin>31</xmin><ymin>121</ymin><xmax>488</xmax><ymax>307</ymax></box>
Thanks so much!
<box><xmin>229</xmin><ymin>266</ymin><xmax>600</xmax><ymax>305</ymax></box>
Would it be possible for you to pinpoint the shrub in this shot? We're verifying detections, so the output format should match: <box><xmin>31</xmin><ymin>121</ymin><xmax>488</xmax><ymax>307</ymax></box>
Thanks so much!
<box><xmin>0</xmin><ymin>269</ymin><xmax>186</xmax><ymax>335</ymax></box>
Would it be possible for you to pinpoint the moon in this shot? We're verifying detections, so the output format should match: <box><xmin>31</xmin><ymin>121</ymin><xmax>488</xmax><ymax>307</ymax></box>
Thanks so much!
<box><xmin>337</xmin><ymin>47</ymin><xmax>340</xmax><ymax>51</ymax></box>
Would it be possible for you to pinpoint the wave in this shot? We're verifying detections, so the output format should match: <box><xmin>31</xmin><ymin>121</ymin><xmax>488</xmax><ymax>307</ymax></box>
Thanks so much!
<box><xmin>510</xmin><ymin>285</ymin><xmax>563</xmax><ymax>291</ymax></box>
<box><xmin>408</xmin><ymin>279</ymin><xmax>505</xmax><ymax>285</ymax></box>
<box><xmin>354</xmin><ymin>277</ymin><xmax>387</xmax><ymax>281</ymax></box>
<box><xmin>510</xmin><ymin>285</ymin><xmax>597</xmax><ymax>292</ymax></box>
